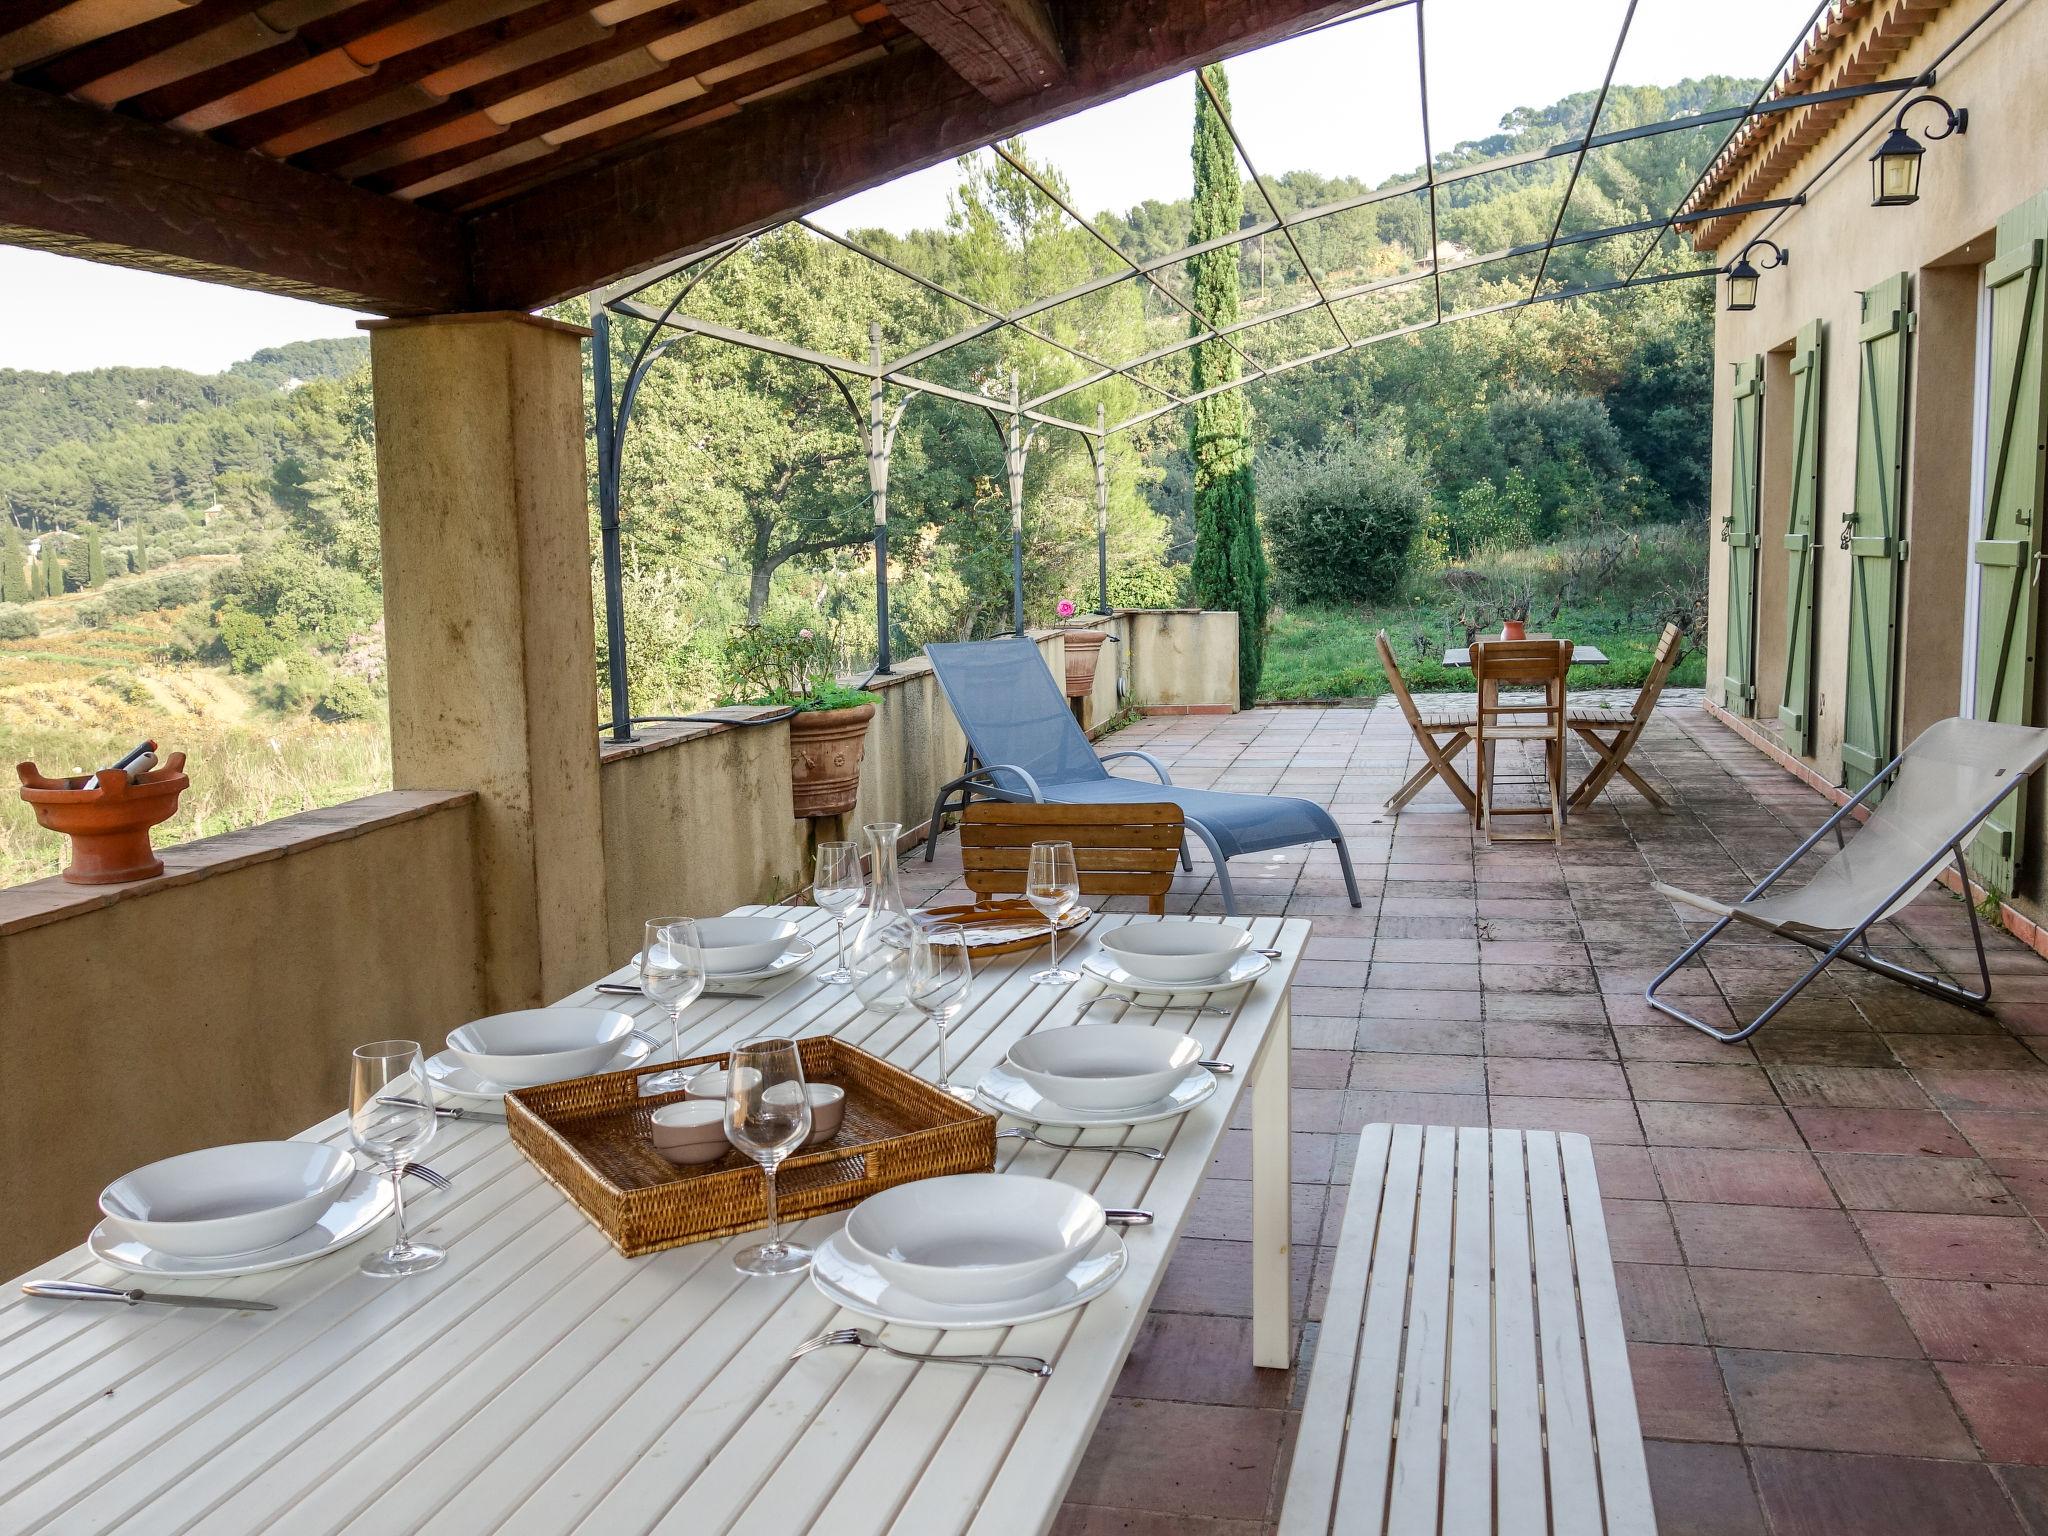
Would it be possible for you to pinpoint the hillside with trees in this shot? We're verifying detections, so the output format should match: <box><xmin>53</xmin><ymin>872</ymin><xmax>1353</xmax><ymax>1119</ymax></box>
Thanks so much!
<box><xmin>0</xmin><ymin>78</ymin><xmax>1736</xmax><ymax>880</ymax></box>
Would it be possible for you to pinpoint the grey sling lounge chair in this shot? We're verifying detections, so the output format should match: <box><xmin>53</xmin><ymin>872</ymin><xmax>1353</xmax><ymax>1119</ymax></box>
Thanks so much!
<box><xmin>1647</xmin><ymin>717</ymin><xmax>2048</xmax><ymax>1043</ymax></box>
<box><xmin>921</xmin><ymin>637</ymin><xmax>1362</xmax><ymax>917</ymax></box>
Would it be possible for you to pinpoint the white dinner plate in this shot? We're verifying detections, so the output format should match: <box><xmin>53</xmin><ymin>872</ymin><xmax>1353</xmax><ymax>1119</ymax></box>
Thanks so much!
<box><xmin>629</xmin><ymin>937</ymin><xmax>816</xmax><ymax>983</ymax></box>
<box><xmin>426</xmin><ymin>1032</ymin><xmax>655</xmax><ymax>1101</ymax></box>
<box><xmin>974</xmin><ymin>1061</ymin><xmax>1218</xmax><ymax>1127</ymax></box>
<box><xmin>88</xmin><ymin>1170</ymin><xmax>395</xmax><ymax>1277</ymax></box>
<box><xmin>1080</xmin><ymin>950</ymin><xmax>1270</xmax><ymax>996</ymax></box>
<box><xmin>809</xmin><ymin>1226</ymin><xmax>1126</xmax><ymax>1328</ymax></box>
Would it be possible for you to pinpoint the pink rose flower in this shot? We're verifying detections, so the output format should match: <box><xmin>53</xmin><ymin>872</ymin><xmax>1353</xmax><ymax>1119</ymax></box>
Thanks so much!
<box><xmin>798</xmin><ymin>627</ymin><xmax>813</xmax><ymax>639</ymax></box>
<box><xmin>1056</xmin><ymin>600</ymin><xmax>1076</xmax><ymax>618</ymax></box>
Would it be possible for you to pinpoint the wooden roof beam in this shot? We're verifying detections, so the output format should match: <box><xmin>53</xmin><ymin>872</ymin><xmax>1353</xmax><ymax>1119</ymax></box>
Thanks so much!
<box><xmin>0</xmin><ymin>78</ymin><xmax>468</xmax><ymax>313</ymax></box>
<box><xmin>464</xmin><ymin>0</ymin><xmax>1359</xmax><ymax>309</ymax></box>
<box><xmin>886</xmin><ymin>0</ymin><xmax>1063</xmax><ymax>104</ymax></box>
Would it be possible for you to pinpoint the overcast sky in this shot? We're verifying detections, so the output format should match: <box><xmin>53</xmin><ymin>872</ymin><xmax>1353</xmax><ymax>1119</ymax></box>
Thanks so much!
<box><xmin>0</xmin><ymin>0</ymin><xmax>1810</xmax><ymax>375</ymax></box>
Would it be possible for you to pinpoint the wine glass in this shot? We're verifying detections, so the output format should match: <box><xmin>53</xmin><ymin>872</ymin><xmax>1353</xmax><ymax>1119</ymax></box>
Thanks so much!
<box><xmin>725</xmin><ymin>1037</ymin><xmax>813</xmax><ymax>1276</ymax></box>
<box><xmin>908</xmin><ymin>924</ymin><xmax>973</xmax><ymax>1098</ymax></box>
<box><xmin>813</xmin><ymin>841</ymin><xmax>863</xmax><ymax>984</ymax></box>
<box><xmin>349</xmin><ymin>1040</ymin><xmax>444</xmax><ymax>1279</ymax></box>
<box><xmin>1026</xmin><ymin>840</ymin><xmax>1081</xmax><ymax>985</ymax></box>
<box><xmin>640</xmin><ymin>917</ymin><xmax>705</xmax><ymax>1093</ymax></box>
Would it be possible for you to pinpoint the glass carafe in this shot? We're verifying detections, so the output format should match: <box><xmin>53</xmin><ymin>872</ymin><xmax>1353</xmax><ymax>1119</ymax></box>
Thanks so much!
<box><xmin>849</xmin><ymin>822</ymin><xmax>916</xmax><ymax>1012</ymax></box>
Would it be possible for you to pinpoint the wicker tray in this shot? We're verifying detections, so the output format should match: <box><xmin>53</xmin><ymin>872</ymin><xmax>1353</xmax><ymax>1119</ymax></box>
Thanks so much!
<box><xmin>915</xmin><ymin>900</ymin><xmax>1091</xmax><ymax>956</ymax></box>
<box><xmin>504</xmin><ymin>1036</ymin><xmax>993</xmax><ymax>1258</ymax></box>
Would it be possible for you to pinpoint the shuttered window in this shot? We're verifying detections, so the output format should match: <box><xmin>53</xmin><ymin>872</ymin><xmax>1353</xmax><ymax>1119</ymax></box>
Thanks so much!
<box><xmin>1842</xmin><ymin>274</ymin><xmax>1912</xmax><ymax>791</ymax></box>
<box><xmin>1779</xmin><ymin>320</ymin><xmax>1824</xmax><ymax>754</ymax></box>
<box><xmin>1724</xmin><ymin>355</ymin><xmax>1764</xmax><ymax>714</ymax></box>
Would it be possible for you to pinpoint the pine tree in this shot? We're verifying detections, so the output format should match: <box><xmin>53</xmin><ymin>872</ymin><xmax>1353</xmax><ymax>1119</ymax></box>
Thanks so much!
<box><xmin>0</xmin><ymin>524</ymin><xmax>26</xmax><ymax>604</ymax></box>
<box><xmin>1185</xmin><ymin>64</ymin><xmax>1268</xmax><ymax>706</ymax></box>
<box><xmin>87</xmin><ymin>527</ymin><xmax>106</xmax><ymax>587</ymax></box>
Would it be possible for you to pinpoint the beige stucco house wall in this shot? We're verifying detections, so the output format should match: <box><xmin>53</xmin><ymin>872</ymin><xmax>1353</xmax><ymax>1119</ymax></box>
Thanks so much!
<box><xmin>1703</xmin><ymin>0</ymin><xmax>2048</xmax><ymax>899</ymax></box>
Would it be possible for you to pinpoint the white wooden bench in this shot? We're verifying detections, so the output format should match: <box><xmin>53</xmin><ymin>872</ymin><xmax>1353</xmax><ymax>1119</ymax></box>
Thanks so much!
<box><xmin>1280</xmin><ymin>1124</ymin><xmax>1657</xmax><ymax>1535</ymax></box>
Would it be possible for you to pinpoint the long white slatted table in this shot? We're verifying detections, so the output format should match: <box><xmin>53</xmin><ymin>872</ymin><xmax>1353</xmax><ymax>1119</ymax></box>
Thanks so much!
<box><xmin>0</xmin><ymin>905</ymin><xmax>1302</xmax><ymax>1535</ymax></box>
<box><xmin>1280</xmin><ymin>1124</ymin><xmax>1656</xmax><ymax>1536</ymax></box>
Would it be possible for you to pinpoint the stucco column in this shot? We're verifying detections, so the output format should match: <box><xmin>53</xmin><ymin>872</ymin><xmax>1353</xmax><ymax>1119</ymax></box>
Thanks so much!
<box><xmin>364</xmin><ymin>311</ymin><xmax>609</xmax><ymax>1010</ymax></box>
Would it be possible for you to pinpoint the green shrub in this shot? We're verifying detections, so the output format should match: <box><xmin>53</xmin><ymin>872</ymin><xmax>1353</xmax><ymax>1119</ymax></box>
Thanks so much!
<box><xmin>0</xmin><ymin>603</ymin><xmax>38</xmax><ymax>640</ymax></box>
<box><xmin>1258</xmin><ymin>429</ymin><xmax>1431</xmax><ymax>606</ymax></box>
<box><xmin>314</xmin><ymin>672</ymin><xmax>379</xmax><ymax>722</ymax></box>
<box><xmin>217</xmin><ymin>606</ymin><xmax>298</xmax><ymax>673</ymax></box>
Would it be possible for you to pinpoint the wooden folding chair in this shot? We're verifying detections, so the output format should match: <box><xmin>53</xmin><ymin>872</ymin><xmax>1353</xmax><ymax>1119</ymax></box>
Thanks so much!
<box><xmin>1471</xmin><ymin>637</ymin><xmax>1572</xmax><ymax>843</ymax></box>
<box><xmin>1568</xmin><ymin>623</ymin><xmax>1680</xmax><ymax>810</ymax></box>
<box><xmin>958</xmin><ymin>802</ymin><xmax>1184</xmax><ymax>914</ymax></box>
<box><xmin>1377</xmin><ymin>630</ymin><xmax>1477</xmax><ymax>814</ymax></box>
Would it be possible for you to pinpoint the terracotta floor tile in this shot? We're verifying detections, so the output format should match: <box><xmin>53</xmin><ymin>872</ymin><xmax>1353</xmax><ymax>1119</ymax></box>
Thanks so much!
<box><xmin>1886</xmin><ymin>1035</ymin><xmax>2042</xmax><ymax>1071</ymax></box>
<box><xmin>1112</xmin><ymin>1313</ymin><xmax>1296</xmax><ymax>1411</ymax></box>
<box><xmin>1482</xmin><ymin>991</ymin><xmax>1609</xmax><ymax>1024</ymax></box>
<box><xmin>1151</xmin><ymin>1238</ymin><xmax>1313</xmax><ymax>1320</ymax></box>
<box><xmin>1481</xmin><ymin>1020</ymin><xmax>1620</xmax><ymax>1060</ymax></box>
<box><xmin>1939</xmin><ymin>1363</ymin><xmax>2048</xmax><ymax>1464</ymax></box>
<box><xmin>1364</xmin><ymin>960</ymin><xmax>1478</xmax><ymax>991</ymax></box>
<box><xmin>1343</xmin><ymin>1089</ymin><xmax>1488</xmax><ymax>1131</ymax></box>
<box><xmin>1618</xmin><ymin>1262</ymin><xmax>1706</xmax><ymax>1343</ymax></box>
<box><xmin>1353</xmin><ymin>1018</ymin><xmax>1482</xmax><ymax>1055</ymax></box>
<box><xmin>1629</xmin><ymin>1341</ymin><xmax>1738</xmax><ymax>1442</ymax></box>
<box><xmin>1720</xmin><ymin>1348</ymin><xmax>1974</xmax><ymax>1456</ymax></box>
<box><xmin>1815</xmin><ymin>1152</ymin><xmax>2018</xmax><ymax>1214</ymax></box>
<box><xmin>1689</xmin><ymin>1267</ymin><xmax>1921</xmax><ymax>1356</ymax></box>
<box><xmin>1753</xmin><ymin>1032</ymin><xmax>1902</xmax><ymax>1068</ymax></box>
<box><xmin>1671</xmin><ymin>1204</ymin><xmax>1875</xmax><ymax>1274</ymax></box>
<box><xmin>1484</xmin><ymin>1056</ymin><xmax>1628</xmax><ymax>1098</ymax></box>
<box><xmin>1605</xmin><ymin>1199</ymin><xmax>1684</xmax><ymax>1263</ymax></box>
<box><xmin>1952</xmin><ymin>1111</ymin><xmax>2048</xmax><ymax>1161</ymax></box>
<box><xmin>1616</xmin><ymin>1026</ymin><xmax>1757</xmax><ymax>1063</ymax></box>
<box><xmin>1204</xmin><ymin>1129</ymin><xmax>1338</xmax><ymax>1186</ymax></box>
<box><xmin>1356</xmin><ymin>987</ymin><xmax>1483</xmax><ymax>1020</ymax></box>
<box><xmin>1644</xmin><ymin>1440</ymin><xmax>1766</xmax><ymax>1536</ymax></box>
<box><xmin>1186</xmin><ymin>1181</ymin><xmax>1325</xmax><ymax>1247</ymax></box>
<box><xmin>1345</xmin><ymin>1052</ymin><xmax>1486</xmax><ymax>1094</ymax></box>
<box><xmin>1491</xmin><ymin>1094</ymin><xmax>1645</xmax><ymax>1144</ymax></box>
<box><xmin>1765</xmin><ymin>1066</ymin><xmax>1932</xmax><ymax>1110</ymax></box>
<box><xmin>1290</xmin><ymin>1048</ymin><xmax>1352</xmax><ymax>1088</ymax></box>
<box><xmin>1051</xmin><ymin>1507</ymin><xmax>1268</xmax><ymax>1536</ymax></box>
<box><xmin>1990</xmin><ymin>1158</ymin><xmax>2048</xmax><ymax>1223</ymax></box>
<box><xmin>1641</xmin><ymin>1101</ymin><xmax>1805</xmax><ymax>1149</ymax></box>
<box><xmin>1851</xmin><ymin>1210</ymin><xmax>2048</xmax><ymax>1282</ymax></box>
<box><xmin>1752</xmin><ymin>1448</ymin><xmax>2026</xmax><ymax>1536</ymax></box>
<box><xmin>1997</xmin><ymin>1465</ymin><xmax>2048</xmax><ymax>1536</ymax></box>
<box><xmin>1921</xmin><ymin>1070</ymin><xmax>2048</xmax><ymax>1113</ymax></box>
<box><xmin>1890</xmin><ymin>1279</ymin><xmax>2048</xmax><ymax>1364</ymax></box>
<box><xmin>1651</xmin><ymin>1147</ymin><xmax>1837</xmax><ymax>1208</ymax></box>
<box><xmin>1629</xmin><ymin>1062</ymin><xmax>1782</xmax><ymax>1104</ymax></box>
<box><xmin>1063</xmin><ymin>1398</ymin><xmax>1291</xmax><ymax>1521</ymax></box>
<box><xmin>1789</xmin><ymin>1108</ymin><xmax>1974</xmax><ymax>1157</ymax></box>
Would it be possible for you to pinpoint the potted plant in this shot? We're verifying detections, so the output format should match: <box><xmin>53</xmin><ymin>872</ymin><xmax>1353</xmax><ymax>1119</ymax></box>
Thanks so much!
<box><xmin>18</xmin><ymin>745</ymin><xmax>188</xmax><ymax>884</ymax></box>
<box><xmin>721</xmin><ymin>623</ymin><xmax>875</xmax><ymax>819</ymax></box>
<box><xmin>1053</xmin><ymin>599</ymin><xmax>1112</xmax><ymax>698</ymax></box>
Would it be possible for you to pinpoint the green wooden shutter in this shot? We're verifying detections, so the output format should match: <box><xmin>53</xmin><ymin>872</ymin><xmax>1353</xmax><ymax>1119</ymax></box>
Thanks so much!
<box><xmin>1842</xmin><ymin>274</ymin><xmax>1912</xmax><ymax>790</ymax></box>
<box><xmin>1779</xmin><ymin>320</ymin><xmax>1825</xmax><ymax>754</ymax></box>
<box><xmin>1724</xmin><ymin>355</ymin><xmax>1764</xmax><ymax>714</ymax></box>
<box><xmin>1970</xmin><ymin>195</ymin><xmax>2048</xmax><ymax>894</ymax></box>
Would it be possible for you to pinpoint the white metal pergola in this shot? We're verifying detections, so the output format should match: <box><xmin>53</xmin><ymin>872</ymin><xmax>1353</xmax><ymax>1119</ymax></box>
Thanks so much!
<box><xmin>588</xmin><ymin>0</ymin><xmax>1942</xmax><ymax>739</ymax></box>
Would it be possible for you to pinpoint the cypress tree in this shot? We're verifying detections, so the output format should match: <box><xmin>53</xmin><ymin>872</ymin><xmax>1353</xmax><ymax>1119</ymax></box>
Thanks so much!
<box><xmin>0</xmin><ymin>525</ymin><xmax>25</xmax><ymax>604</ymax></box>
<box><xmin>134</xmin><ymin>534</ymin><xmax>149</xmax><ymax>574</ymax></box>
<box><xmin>44</xmin><ymin>552</ymin><xmax>63</xmax><ymax>597</ymax></box>
<box><xmin>87</xmin><ymin>527</ymin><xmax>106</xmax><ymax>587</ymax></box>
<box><xmin>1186</xmin><ymin>64</ymin><xmax>1268</xmax><ymax>706</ymax></box>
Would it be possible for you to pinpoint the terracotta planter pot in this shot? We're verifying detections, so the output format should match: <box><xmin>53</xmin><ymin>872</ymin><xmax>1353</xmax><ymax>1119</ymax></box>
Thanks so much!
<box><xmin>1060</xmin><ymin>630</ymin><xmax>1110</xmax><ymax>698</ymax></box>
<box><xmin>1500</xmin><ymin>620</ymin><xmax>1528</xmax><ymax>641</ymax></box>
<box><xmin>788</xmin><ymin>703</ymin><xmax>875</xmax><ymax>819</ymax></box>
<box><xmin>18</xmin><ymin>753</ymin><xmax>189</xmax><ymax>884</ymax></box>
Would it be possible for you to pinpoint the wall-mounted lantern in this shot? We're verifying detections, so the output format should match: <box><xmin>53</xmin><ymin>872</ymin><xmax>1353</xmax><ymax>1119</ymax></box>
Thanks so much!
<box><xmin>1871</xmin><ymin>93</ymin><xmax>1968</xmax><ymax>207</ymax></box>
<box><xmin>1724</xmin><ymin>238</ymin><xmax>1788</xmax><ymax>313</ymax></box>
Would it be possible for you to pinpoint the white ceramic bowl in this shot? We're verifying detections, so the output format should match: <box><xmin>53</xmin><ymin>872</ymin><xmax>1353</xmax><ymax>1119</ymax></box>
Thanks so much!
<box><xmin>1003</xmin><ymin>1025</ymin><xmax>1203</xmax><ymax>1111</ymax></box>
<box><xmin>843</xmin><ymin>1173</ymin><xmax>1104</xmax><ymax>1303</ymax></box>
<box><xmin>683</xmin><ymin>1065</ymin><xmax>761</xmax><ymax>1102</ymax></box>
<box><xmin>697</xmin><ymin>916</ymin><xmax>802</xmax><ymax>975</ymax></box>
<box><xmin>100</xmin><ymin>1141</ymin><xmax>356</xmax><ymax>1259</ymax></box>
<box><xmin>764</xmin><ymin>1081</ymin><xmax>847</xmax><ymax>1145</ymax></box>
<box><xmin>1096</xmin><ymin>922</ymin><xmax>1252</xmax><ymax>985</ymax></box>
<box><xmin>648</xmin><ymin>1100</ymin><xmax>729</xmax><ymax>1166</ymax></box>
<box><xmin>444</xmin><ymin>1009</ymin><xmax>636</xmax><ymax>1089</ymax></box>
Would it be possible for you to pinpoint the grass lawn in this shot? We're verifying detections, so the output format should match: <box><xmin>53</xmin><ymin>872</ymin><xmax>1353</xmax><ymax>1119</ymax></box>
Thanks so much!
<box><xmin>1261</xmin><ymin>601</ymin><xmax>1706</xmax><ymax>701</ymax></box>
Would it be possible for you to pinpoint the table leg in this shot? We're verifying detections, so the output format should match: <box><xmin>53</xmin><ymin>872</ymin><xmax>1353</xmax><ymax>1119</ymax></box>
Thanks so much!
<box><xmin>1251</xmin><ymin>991</ymin><xmax>1293</xmax><ymax>1368</ymax></box>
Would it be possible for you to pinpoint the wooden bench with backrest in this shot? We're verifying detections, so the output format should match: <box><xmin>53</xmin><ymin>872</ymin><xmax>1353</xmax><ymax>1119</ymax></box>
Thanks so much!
<box><xmin>957</xmin><ymin>801</ymin><xmax>1184</xmax><ymax>914</ymax></box>
<box><xmin>1568</xmin><ymin>622</ymin><xmax>1682</xmax><ymax>809</ymax></box>
<box><xmin>1280</xmin><ymin>1123</ymin><xmax>1657</xmax><ymax>1535</ymax></box>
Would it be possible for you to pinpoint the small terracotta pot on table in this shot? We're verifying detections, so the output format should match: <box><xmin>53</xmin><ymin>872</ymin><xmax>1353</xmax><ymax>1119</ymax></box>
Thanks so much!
<box><xmin>17</xmin><ymin>754</ymin><xmax>189</xmax><ymax>884</ymax></box>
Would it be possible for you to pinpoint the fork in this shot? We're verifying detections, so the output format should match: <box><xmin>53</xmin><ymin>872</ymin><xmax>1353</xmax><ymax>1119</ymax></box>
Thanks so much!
<box><xmin>790</xmin><ymin>1327</ymin><xmax>1051</xmax><ymax>1377</ymax></box>
<box><xmin>403</xmin><ymin>1163</ymin><xmax>452</xmax><ymax>1191</ymax></box>
<box><xmin>997</xmin><ymin>1127</ymin><xmax>1163</xmax><ymax>1161</ymax></box>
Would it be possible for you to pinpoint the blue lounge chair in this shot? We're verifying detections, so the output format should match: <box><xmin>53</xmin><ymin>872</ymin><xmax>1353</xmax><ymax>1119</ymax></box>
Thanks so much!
<box><xmin>921</xmin><ymin>637</ymin><xmax>1361</xmax><ymax>916</ymax></box>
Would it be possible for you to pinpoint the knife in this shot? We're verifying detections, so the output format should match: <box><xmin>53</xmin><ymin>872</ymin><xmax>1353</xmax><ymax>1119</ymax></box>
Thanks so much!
<box><xmin>594</xmin><ymin>983</ymin><xmax>765</xmax><ymax>1002</ymax></box>
<box><xmin>379</xmin><ymin>1095</ymin><xmax>506</xmax><ymax>1123</ymax></box>
<box><xmin>23</xmin><ymin>1281</ymin><xmax>276</xmax><ymax>1311</ymax></box>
